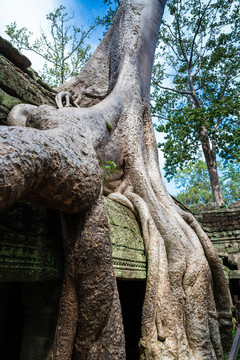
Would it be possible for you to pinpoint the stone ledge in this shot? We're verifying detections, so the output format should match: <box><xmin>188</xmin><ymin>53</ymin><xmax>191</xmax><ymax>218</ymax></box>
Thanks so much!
<box><xmin>0</xmin><ymin>36</ymin><xmax>31</xmax><ymax>70</ymax></box>
<box><xmin>0</xmin><ymin>41</ymin><xmax>56</xmax><ymax>125</ymax></box>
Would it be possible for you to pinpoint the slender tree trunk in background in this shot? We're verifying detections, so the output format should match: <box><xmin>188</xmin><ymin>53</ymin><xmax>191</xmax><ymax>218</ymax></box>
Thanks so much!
<box><xmin>200</xmin><ymin>130</ymin><xmax>224</xmax><ymax>206</ymax></box>
<box><xmin>190</xmin><ymin>86</ymin><xmax>224</xmax><ymax>207</ymax></box>
<box><xmin>0</xmin><ymin>0</ymin><xmax>231</xmax><ymax>359</ymax></box>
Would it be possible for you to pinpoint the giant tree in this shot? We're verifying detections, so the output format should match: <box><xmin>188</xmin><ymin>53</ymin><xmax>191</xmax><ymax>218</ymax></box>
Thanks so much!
<box><xmin>152</xmin><ymin>0</ymin><xmax>240</xmax><ymax>207</ymax></box>
<box><xmin>0</xmin><ymin>0</ymin><xmax>232</xmax><ymax>359</ymax></box>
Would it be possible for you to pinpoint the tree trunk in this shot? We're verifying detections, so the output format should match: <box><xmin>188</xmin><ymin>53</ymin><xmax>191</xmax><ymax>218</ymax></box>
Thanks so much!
<box><xmin>0</xmin><ymin>0</ymin><xmax>231</xmax><ymax>359</ymax></box>
<box><xmin>189</xmin><ymin>84</ymin><xmax>224</xmax><ymax>207</ymax></box>
<box><xmin>188</xmin><ymin>67</ymin><xmax>224</xmax><ymax>207</ymax></box>
<box><xmin>200</xmin><ymin>129</ymin><xmax>224</xmax><ymax>206</ymax></box>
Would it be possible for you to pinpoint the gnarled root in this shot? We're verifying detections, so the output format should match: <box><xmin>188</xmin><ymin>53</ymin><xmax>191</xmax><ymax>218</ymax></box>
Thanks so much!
<box><xmin>55</xmin><ymin>91</ymin><xmax>80</xmax><ymax>109</ymax></box>
<box><xmin>0</xmin><ymin>105</ymin><xmax>102</xmax><ymax>213</ymax></box>
<box><xmin>108</xmin><ymin>189</ymin><xmax>231</xmax><ymax>360</ymax></box>
<box><xmin>51</xmin><ymin>194</ymin><xmax>125</xmax><ymax>360</ymax></box>
<box><xmin>176</xmin><ymin>206</ymin><xmax>233</xmax><ymax>352</ymax></box>
<box><xmin>7</xmin><ymin>104</ymin><xmax>37</xmax><ymax>127</ymax></box>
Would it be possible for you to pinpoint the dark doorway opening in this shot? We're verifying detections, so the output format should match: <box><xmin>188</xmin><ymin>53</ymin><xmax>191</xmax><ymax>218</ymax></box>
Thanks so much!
<box><xmin>222</xmin><ymin>256</ymin><xmax>238</xmax><ymax>270</ymax></box>
<box><xmin>0</xmin><ymin>282</ymin><xmax>23</xmax><ymax>360</ymax></box>
<box><xmin>117</xmin><ymin>279</ymin><xmax>146</xmax><ymax>360</ymax></box>
<box><xmin>0</xmin><ymin>281</ymin><xmax>60</xmax><ymax>360</ymax></box>
<box><xmin>230</xmin><ymin>278</ymin><xmax>240</xmax><ymax>299</ymax></box>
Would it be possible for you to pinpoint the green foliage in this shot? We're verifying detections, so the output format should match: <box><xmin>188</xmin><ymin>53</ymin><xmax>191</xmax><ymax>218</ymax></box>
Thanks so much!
<box><xmin>221</xmin><ymin>161</ymin><xmax>240</xmax><ymax>204</ymax></box>
<box><xmin>106</xmin><ymin>122</ymin><xmax>113</xmax><ymax>132</ymax></box>
<box><xmin>99</xmin><ymin>160</ymin><xmax>117</xmax><ymax>181</ymax></box>
<box><xmin>5</xmin><ymin>5</ymin><xmax>96</xmax><ymax>87</ymax></box>
<box><xmin>174</xmin><ymin>159</ymin><xmax>240</xmax><ymax>206</ymax></box>
<box><xmin>152</xmin><ymin>0</ymin><xmax>240</xmax><ymax>179</ymax></box>
<box><xmin>175</xmin><ymin>160</ymin><xmax>214</xmax><ymax>205</ymax></box>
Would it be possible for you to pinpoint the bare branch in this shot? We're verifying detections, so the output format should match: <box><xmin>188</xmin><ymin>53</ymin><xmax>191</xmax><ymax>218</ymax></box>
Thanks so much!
<box><xmin>200</xmin><ymin>89</ymin><xmax>205</xmax><ymax>105</ymax></box>
<box><xmin>220</xmin><ymin>74</ymin><xmax>231</xmax><ymax>100</ymax></box>
<box><xmin>164</xmin><ymin>73</ymin><xmax>177</xmax><ymax>77</ymax></box>
<box><xmin>192</xmin><ymin>4</ymin><xmax>219</xmax><ymax>82</ymax></box>
<box><xmin>192</xmin><ymin>67</ymin><xmax>201</xmax><ymax>78</ymax></box>
<box><xmin>168</xmin><ymin>42</ymin><xmax>186</xmax><ymax>62</ymax></box>
<box><xmin>40</xmin><ymin>27</ymin><xmax>56</xmax><ymax>55</ymax></box>
<box><xmin>163</xmin><ymin>22</ymin><xmax>181</xmax><ymax>42</ymax></box>
<box><xmin>19</xmin><ymin>44</ymin><xmax>56</xmax><ymax>65</ymax></box>
<box><xmin>153</xmin><ymin>114</ymin><xmax>169</xmax><ymax>121</ymax></box>
<box><xmin>163</xmin><ymin>106</ymin><xmax>181</xmax><ymax>112</ymax></box>
<box><xmin>212</xmin><ymin>118</ymin><xmax>222</xmax><ymax>131</ymax></box>
<box><xmin>63</xmin><ymin>24</ymin><xmax>96</xmax><ymax>62</ymax></box>
<box><xmin>189</xmin><ymin>0</ymin><xmax>213</xmax><ymax>69</ymax></box>
<box><xmin>192</xmin><ymin>30</ymin><xmax>205</xmax><ymax>78</ymax></box>
<box><xmin>175</xmin><ymin>6</ymin><xmax>189</xmax><ymax>65</ymax></box>
<box><xmin>153</xmin><ymin>81</ymin><xmax>192</xmax><ymax>95</ymax></box>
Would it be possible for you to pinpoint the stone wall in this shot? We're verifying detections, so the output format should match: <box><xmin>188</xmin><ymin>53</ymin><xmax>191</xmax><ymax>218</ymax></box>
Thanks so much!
<box><xmin>0</xmin><ymin>198</ymin><xmax>146</xmax><ymax>282</ymax></box>
<box><xmin>0</xmin><ymin>36</ymin><xmax>55</xmax><ymax>125</ymax></box>
<box><xmin>194</xmin><ymin>203</ymin><xmax>240</xmax><ymax>298</ymax></box>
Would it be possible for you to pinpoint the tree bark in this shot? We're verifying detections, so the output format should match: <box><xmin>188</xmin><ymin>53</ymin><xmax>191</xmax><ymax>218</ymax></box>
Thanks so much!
<box><xmin>200</xmin><ymin>130</ymin><xmax>224</xmax><ymax>206</ymax></box>
<box><xmin>0</xmin><ymin>0</ymin><xmax>231</xmax><ymax>359</ymax></box>
<box><xmin>188</xmin><ymin>65</ymin><xmax>224</xmax><ymax>207</ymax></box>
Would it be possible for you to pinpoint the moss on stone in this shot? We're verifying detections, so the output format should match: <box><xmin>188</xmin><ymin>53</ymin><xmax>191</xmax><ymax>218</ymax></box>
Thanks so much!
<box><xmin>0</xmin><ymin>55</ymin><xmax>55</xmax><ymax>108</ymax></box>
<box><xmin>106</xmin><ymin>122</ymin><xmax>113</xmax><ymax>132</ymax></box>
<box><xmin>0</xmin><ymin>88</ymin><xmax>21</xmax><ymax>109</ymax></box>
<box><xmin>105</xmin><ymin>197</ymin><xmax>146</xmax><ymax>279</ymax></box>
<box><xmin>0</xmin><ymin>198</ymin><xmax>147</xmax><ymax>282</ymax></box>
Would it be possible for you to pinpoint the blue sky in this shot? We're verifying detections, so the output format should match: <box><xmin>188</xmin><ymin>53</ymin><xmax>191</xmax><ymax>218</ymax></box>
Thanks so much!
<box><xmin>75</xmin><ymin>0</ymin><xmax>108</xmax><ymax>18</ymax></box>
<box><xmin>0</xmin><ymin>0</ymin><xmax>178</xmax><ymax>195</ymax></box>
<box><xmin>0</xmin><ymin>0</ymin><xmax>109</xmax><ymax>54</ymax></box>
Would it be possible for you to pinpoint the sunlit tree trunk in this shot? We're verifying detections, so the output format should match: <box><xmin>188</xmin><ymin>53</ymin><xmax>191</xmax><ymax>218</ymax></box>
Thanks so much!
<box><xmin>200</xmin><ymin>129</ymin><xmax>224</xmax><ymax>206</ymax></box>
<box><xmin>188</xmin><ymin>78</ymin><xmax>224</xmax><ymax>207</ymax></box>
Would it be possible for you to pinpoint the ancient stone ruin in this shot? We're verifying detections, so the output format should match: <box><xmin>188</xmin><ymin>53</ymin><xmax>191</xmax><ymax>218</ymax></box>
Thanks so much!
<box><xmin>194</xmin><ymin>203</ymin><xmax>240</xmax><ymax>306</ymax></box>
<box><xmin>0</xmin><ymin>1</ymin><xmax>237</xmax><ymax>357</ymax></box>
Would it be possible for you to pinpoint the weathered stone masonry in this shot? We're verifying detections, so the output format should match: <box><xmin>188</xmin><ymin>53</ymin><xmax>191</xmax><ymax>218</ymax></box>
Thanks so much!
<box><xmin>194</xmin><ymin>203</ymin><xmax>240</xmax><ymax>299</ymax></box>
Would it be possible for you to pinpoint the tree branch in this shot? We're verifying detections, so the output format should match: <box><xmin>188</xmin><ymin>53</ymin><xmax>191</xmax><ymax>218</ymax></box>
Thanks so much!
<box><xmin>220</xmin><ymin>75</ymin><xmax>231</xmax><ymax>100</ymax></box>
<box><xmin>163</xmin><ymin>106</ymin><xmax>181</xmax><ymax>112</ymax></box>
<box><xmin>153</xmin><ymin>114</ymin><xmax>169</xmax><ymax>121</ymax></box>
<box><xmin>153</xmin><ymin>81</ymin><xmax>192</xmax><ymax>95</ymax></box>
<box><xmin>163</xmin><ymin>22</ymin><xmax>181</xmax><ymax>42</ymax></box>
<box><xmin>168</xmin><ymin>42</ymin><xmax>186</xmax><ymax>62</ymax></box>
<box><xmin>40</xmin><ymin>27</ymin><xmax>56</xmax><ymax>55</ymax></box>
<box><xmin>19</xmin><ymin>44</ymin><xmax>56</xmax><ymax>65</ymax></box>
<box><xmin>63</xmin><ymin>24</ymin><xmax>96</xmax><ymax>62</ymax></box>
<box><xmin>189</xmin><ymin>0</ymin><xmax>213</xmax><ymax>69</ymax></box>
<box><xmin>212</xmin><ymin>118</ymin><xmax>222</xmax><ymax>131</ymax></box>
<box><xmin>175</xmin><ymin>8</ymin><xmax>189</xmax><ymax>65</ymax></box>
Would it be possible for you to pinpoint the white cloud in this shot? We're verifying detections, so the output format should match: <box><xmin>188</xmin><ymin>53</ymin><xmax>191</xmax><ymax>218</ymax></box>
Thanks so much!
<box><xmin>0</xmin><ymin>0</ymin><xmax>105</xmax><ymax>71</ymax></box>
<box><xmin>0</xmin><ymin>0</ymin><xmax>61</xmax><ymax>70</ymax></box>
<box><xmin>0</xmin><ymin>0</ymin><xmax>59</xmax><ymax>36</ymax></box>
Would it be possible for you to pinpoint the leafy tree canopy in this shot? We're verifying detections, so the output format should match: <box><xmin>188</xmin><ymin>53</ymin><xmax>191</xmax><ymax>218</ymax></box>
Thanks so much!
<box><xmin>175</xmin><ymin>159</ymin><xmax>240</xmax><ymax>206</ymax></box>
<box><xmin>5</xmin><ymin>5</ymin><xmax>96</xmax><ymax>87</ymax></box>
<box><xmin>152</xmin><ymin>0</ymin><xmax>240</xmax><ymax>180</ymax></box>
